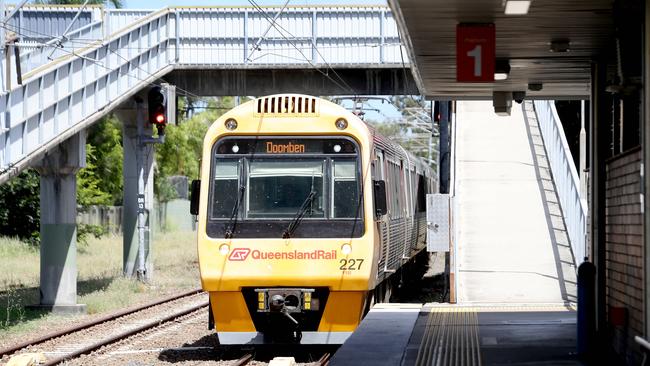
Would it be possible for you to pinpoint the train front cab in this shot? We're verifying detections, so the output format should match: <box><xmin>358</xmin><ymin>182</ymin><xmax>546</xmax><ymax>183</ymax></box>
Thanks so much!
<box><xmin>195</xmin><ymin>95</ymin><xmax>384</xmax><ymax>344</ymax></box>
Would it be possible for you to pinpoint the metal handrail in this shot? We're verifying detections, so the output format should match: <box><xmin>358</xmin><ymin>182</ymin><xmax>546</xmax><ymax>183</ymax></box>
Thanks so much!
<box><xmin>533</xmin><ymin>100</ymin><xmax>588</xmax><ymax>267</ymax></box>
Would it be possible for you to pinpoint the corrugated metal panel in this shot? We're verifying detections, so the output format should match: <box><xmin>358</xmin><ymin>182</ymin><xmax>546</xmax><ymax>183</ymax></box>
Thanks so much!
<box><xmin>175</xmin><ymin>7</ymin><xmax>406</xmax><ymax>66</ymax></box>
<box><xmin>19</xmin><ymin>21</ymin><xmax>104</xmax><ymax>75</ymax></box>
<box><xmin>104</xmin><ymin>9</ymin><xmax>153</xmax><ymax>37</ymax></box>
<box><xmin>6</xmin><ymin>6</ymin><xmax>99</xmax><ymax>43</ymax></box>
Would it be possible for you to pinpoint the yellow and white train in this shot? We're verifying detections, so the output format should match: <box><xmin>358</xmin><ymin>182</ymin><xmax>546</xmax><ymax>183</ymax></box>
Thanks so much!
<box><xmin>191</xmin><ymin>94</ymin><xmax>435</xmax><ymax>344</ymax></box>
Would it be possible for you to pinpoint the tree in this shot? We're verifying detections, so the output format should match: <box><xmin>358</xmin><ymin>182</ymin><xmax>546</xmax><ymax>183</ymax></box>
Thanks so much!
<box><xmin>77</xmin><ymin>145</ymin><xmax>113</xmax><ymax>207</ymax></box>
<box><xmin>85</xmin><ymin>115</ymin><xmax>123</xmax><ymax>205</ymax></box>
<box><xmin>154</xmin><ymin>97</ymin><xmax>235</xmax><ymax>202</ymax></box>
<box><xmin>0</xmin><ymin>169</ymin><xmax>40</xmax><ymax>242</ymax></box>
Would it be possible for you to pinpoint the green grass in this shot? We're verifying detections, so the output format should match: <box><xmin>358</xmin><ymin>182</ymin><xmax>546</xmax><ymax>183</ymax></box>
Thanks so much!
<box><xmin>0</xmin><ymin>230</ymin><xmax>200</xmax><ymax>342</ymax></box>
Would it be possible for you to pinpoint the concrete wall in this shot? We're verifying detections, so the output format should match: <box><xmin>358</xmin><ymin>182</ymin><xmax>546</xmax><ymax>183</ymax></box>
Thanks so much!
<box><xmin>605</xmin><ymin>147</ymin><xmax>644</xmax><ymax>361</ymax></box>
<box><xmin>78</xmin><ymin>206</ymin><xmax>124</xmax><ymax>233</ymax></box>
<box><xmin>78</xmin><ymin>199</ymin><xmax>195</xmax><ymax>233</ymax></box>
<box><xmin>154</xmin><ymin>199</ymin><xmax>195</xmax><ymax>232</ymax></box>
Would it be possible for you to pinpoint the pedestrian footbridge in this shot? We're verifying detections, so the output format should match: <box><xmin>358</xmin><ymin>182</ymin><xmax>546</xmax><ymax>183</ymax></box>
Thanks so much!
<box><xmin>0</xmin><ymin>5</ymin><xmax>412</xmax><ymax>183</ymax></box>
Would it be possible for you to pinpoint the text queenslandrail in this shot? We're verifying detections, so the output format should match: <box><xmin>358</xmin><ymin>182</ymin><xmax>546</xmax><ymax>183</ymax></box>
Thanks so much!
<box><xmin>228</xmin><ymin>248</ymin><xmax>337</xmax><ymax>261</ymax></box>
<box><xmin>252</xmin><ymin>249</ymin><xmax>336</xmax><ymax>260</ymax></box>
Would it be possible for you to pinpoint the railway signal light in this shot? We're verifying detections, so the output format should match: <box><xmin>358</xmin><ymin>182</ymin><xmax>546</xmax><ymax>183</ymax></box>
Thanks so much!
<box><xmin>148</xmin><ymin>84</ymin><xmax>176</xmax><ymax>136</ymax></box>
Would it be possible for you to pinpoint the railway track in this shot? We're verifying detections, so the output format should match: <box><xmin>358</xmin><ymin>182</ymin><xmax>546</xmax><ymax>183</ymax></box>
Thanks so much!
<box><xmin>0</xmin><ymin>289</ymin><xmax>208</xmax><ymax>365</ymax></box>
<box><xmin>0</xmin><ymin>288</ymin><xmax>335</xmax><ymax>365</ymax></box>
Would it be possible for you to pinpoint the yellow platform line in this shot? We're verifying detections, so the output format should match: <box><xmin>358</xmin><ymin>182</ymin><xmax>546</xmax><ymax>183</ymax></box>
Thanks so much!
<box><xmin>425</xmin><ymin>303</ymin><xmax>576</xmax><ymax>313</ymax></box>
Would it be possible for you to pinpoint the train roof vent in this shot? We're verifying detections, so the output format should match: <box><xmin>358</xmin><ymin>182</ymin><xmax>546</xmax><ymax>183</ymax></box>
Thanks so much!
<box><xmin>254</xmin><ymin>95</ymin><xmax>320</xmax><ymax>117</ymax></box>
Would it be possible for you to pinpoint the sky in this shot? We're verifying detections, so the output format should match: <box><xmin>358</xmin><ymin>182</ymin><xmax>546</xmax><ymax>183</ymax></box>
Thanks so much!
<box><xmin>121</xmin><ymin>0</ymin><xmax>400</xmax><ymax>122</ymax></box>
<box><xmin>124</xmin><ymin>0</ymin><xmax>387</xmax><ymax>8</ymax></box>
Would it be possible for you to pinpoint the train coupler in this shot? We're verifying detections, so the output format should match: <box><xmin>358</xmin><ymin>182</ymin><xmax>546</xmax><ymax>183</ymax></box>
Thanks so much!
<box><xmin>254</xmin><ymin>288</ymin><xmax>318</xmax><ymax>313</ymax></box>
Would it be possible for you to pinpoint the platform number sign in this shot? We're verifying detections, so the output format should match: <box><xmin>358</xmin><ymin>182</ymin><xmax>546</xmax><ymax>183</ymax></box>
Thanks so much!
<box><xmin>456</xmin><ymin>24</ymin><xmax>495</xmax><ymax>82</ymax></box>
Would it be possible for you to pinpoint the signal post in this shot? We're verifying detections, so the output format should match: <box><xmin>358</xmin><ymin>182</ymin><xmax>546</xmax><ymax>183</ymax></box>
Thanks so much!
<box><xmin>117</xmin><ymin>85</ymin><xmax>174</xmax><ymax>282</ymax></box>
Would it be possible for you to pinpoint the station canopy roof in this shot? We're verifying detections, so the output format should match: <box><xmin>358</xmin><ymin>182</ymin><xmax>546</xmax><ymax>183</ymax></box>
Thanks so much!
<box><xmin>388</xmin><ymin>0</ymin><xmax>613</xmax><ymax>99</ymax></box>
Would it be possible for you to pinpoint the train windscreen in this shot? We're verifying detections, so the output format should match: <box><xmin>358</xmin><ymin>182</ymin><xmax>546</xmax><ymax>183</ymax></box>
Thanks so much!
<box><xmin>207</xmin><ymin>137</ymin><xmax>364</xmax><ymax>238</ymax></box>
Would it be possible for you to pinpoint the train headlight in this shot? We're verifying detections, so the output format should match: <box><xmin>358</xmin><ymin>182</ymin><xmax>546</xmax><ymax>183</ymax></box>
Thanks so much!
<box><xmin>225</xmin><ymin>118</ymin><xmax>238</xmax><ymax>130</ymax></box>
<box><xmin>335</xmin><ymin>118</ymin><xmax>348</xmax><ymax>130</ymax></box>
<box><xmin>341</xmin><ymin>243</ymin><xmax>352</xmax><ymax>255</ymax></box>
<box><xmin>219</xmin><ymin>243</ymin><xmax>230</xmax><ymax>255</ymax></box>
<box><xmin>258</xmin><ymin>292</ymin><xmax>266</xmax><ymax>310</ymax></box>
<box><xmin>231</xmin><ymin>144</ymin><xmax>240</xmax><ymax>153</ymax></box>
<box><xmin>333</xmin><ymin>144</ymin><xmax>342</xmax><ymax>153</ymax></box>
<box><xmin>303</xmin><ymin>292</ymin><xmax>311</xmax><ymax>310</ymax></box>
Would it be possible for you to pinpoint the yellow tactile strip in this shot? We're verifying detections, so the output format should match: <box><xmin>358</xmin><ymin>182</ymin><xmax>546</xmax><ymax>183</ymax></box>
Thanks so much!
<box><xmin>415</xmin><ymin>307</ymin><xmax>482</xmax><ymax>366</ymax></box>
<box><xmin>425</xmin><ymin>303</ymin><xmax>576</xmax><ymax>312</ymax></box>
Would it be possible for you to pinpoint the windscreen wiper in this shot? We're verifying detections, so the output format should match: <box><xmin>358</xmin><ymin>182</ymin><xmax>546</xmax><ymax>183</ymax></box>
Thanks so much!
<box><xmin>282</xmin><ymin>191</ymin><xmax>316</xmax><ymax>239</ymax></box>
<box><xmin>225</xmin><ymin>185</ymin><xmax>246</xmax><ymax>239</ymax></box>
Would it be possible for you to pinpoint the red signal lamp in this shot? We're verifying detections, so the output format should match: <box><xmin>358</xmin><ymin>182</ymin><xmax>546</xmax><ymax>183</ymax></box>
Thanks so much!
<box><xmin>155</xmin><ymin>114</ymin><xmax>165</xmax><ymax>124</ymax></box>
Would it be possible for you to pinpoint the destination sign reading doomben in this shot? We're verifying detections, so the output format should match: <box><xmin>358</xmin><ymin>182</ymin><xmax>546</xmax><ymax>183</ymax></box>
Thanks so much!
<box><xmin>266</xmin><ymin>141</ymin><xmax>305</xmax><ymax>154</ymax></box>
<box><xmin>217</xmin><ymin>138</ymin><xmax>356</xmax><ymax>155</ymax></box>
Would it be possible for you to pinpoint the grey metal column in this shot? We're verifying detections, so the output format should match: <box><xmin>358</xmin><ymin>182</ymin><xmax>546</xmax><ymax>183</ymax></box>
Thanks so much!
<box><xmin>590</xmin><ymin>61</ymin><xmax>608</xmax><ymax>337</ymax></box>
<box><xmin>31</xmin><ymin>133</ymin><xmax>86</xmax><ymax>314</ymax></box>
<box><xmin>641</xmin><ymin>2</ymin><xmax>650</xmax><ymax>339</ymax></box>
<box><xmin>439</xmin><ymin>101</ymin><xmax>450</xmax><ymax>194</ymax></box>
<box><xmin>118</xmin><ymin>100</ymin><xmax>154</xmax><ymax>280</ymax></box>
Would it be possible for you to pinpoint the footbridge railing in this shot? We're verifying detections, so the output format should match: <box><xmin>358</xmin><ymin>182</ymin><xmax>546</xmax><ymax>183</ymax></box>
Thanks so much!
<box><xmin>0</xmin><ymin>6</ymin><xmax>405</xmax><ymax>184</ymax></box>
<box><xmin>533</xmin><ymin>100</ymin><xmax>587</xmax><ymax>267</ymax></box>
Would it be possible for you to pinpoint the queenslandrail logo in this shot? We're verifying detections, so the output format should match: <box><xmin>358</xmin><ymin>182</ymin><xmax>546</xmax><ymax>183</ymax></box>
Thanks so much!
<box><xmin>228</xmin><ymin>248</ymin><xmax>336</xmax><ymax>261</ymax></box>
<box><xmin>228</xmin><ymin>248</ymin><xmax>251</xmax><ymax>261</ymax></box>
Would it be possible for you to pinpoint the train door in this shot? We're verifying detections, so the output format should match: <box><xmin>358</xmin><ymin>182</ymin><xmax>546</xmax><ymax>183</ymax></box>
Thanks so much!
<box><xmin>401</xmin><ymin>159</ymin><xmax>412</xmax><ymax>261</ymax></box>
<box><xmin>374</xmin><ymin>149</ymin><xmax>390</xmax><ymax>275</ymax></box>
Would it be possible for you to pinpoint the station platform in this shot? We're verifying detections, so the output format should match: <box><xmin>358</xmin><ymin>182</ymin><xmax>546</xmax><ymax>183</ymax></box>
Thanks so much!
<box><xmin>329</xmin><ymin>302</ymin><xmax>580</xmax><ymax>366</ymax></box>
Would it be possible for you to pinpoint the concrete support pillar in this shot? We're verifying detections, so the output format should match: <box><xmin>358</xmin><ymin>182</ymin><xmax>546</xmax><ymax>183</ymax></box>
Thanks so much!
<box><xmin>31</xmin><ymin>133</ymin><xmax>86</xmax><ymax>314</ymax></box>
<box><xmin>117</xmin><ymin>100</ymin><xmax>154</xmax><ymax>280</ymax></box>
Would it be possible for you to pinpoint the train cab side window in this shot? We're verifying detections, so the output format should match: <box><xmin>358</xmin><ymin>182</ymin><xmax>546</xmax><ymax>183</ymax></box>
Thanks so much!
<box><xmin>332</xmin><ymin>160</ymin><xmax>360</xmax><ymax>218</ymax></box>
<box><xmin>211</xmin><ymin>159</ymin><xmax>239</xmax><ymax>218</ymax></box>
<box><xmin>389</xmin><ymin>162</ymin><xmax>401</xmax><ymax>219</ymax></box>
<box><xmin>416</xmin><ymin>175</ymin><xmax>426</xmax><ymax>212</ymax></box>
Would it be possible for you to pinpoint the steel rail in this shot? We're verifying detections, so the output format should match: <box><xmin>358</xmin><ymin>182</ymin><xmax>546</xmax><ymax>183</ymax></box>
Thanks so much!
<box><xmin>316</xmin><ymin>352</ymin><xmax>331</xmax><ymax>365</ymax></box>
<box><xmin>41</xmin><ymin>301</ymin><xmax>209</xmax><ymax>365</ymax></box>
<box><xmin>0</xmin><ymin>288</ymin><xmax>203</xmax><ymax>358</ymax></box>
<box><xmin>233</xmin><ymin>353</ymin><xmax>254</xmax><ymax>366</ymax></box>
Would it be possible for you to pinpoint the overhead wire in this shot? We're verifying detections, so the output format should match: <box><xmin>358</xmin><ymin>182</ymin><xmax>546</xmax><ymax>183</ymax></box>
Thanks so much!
<box><xmin>19</xmin><ymin>41</ymin><xmax>403</xmax><ymax>53</ymax></box>
<box><xmin>252</xmin><ymin>0</ymin><xmax>357</xmax><ymax>95</ymax></box>
<box><xmin>0</xmin><ymin>21</ymin><xmax>202</xmax><ymax>100</ymax></box>
<box><xmin>246</xmin><ymin>0</ymin><xmax>356</xmax><ymax>95</ymax></box>
<box><xmin>248</xmin><ymin>0</ymin><xmax>356</xmax><ymax>93</ymax></box>
<box><xmin>5</xmin><ymin>16</ymin><xmax>370</xmax><ymax>101</ymax></box>
<box><xmin>7</xmin><ymin>6</ymin><xmax>404</xmax><ymax>99</ymax></box>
